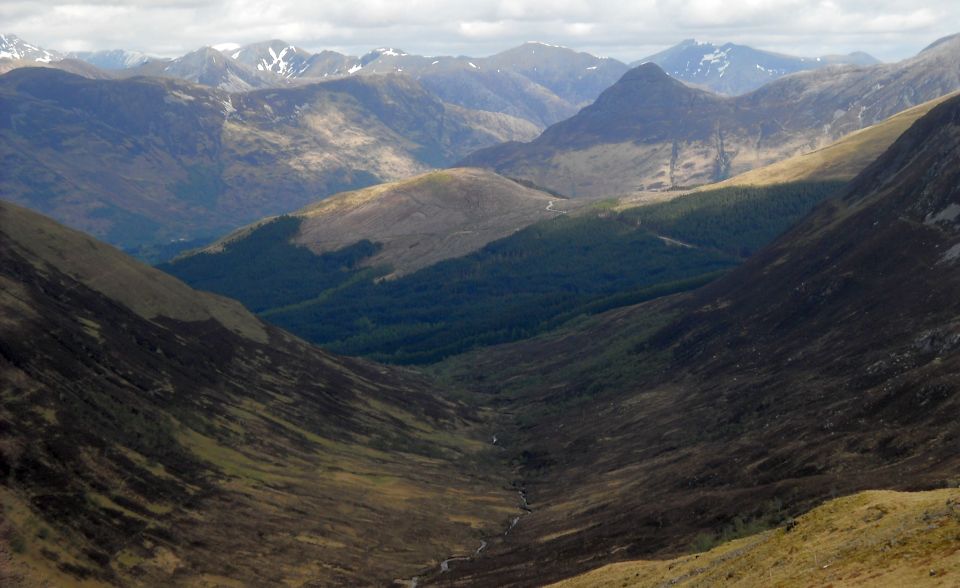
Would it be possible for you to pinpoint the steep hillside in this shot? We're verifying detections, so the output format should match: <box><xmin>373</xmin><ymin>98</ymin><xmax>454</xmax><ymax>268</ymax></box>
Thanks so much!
<box><xmin>0</xmin><ymin>200</ymin><xmax>515</xmax><ymax>586</ymax></box>
<box><xmin>706</xmin><ymin>91</ymin><xmax>959</xmax><ymax>188</ymax></box>
<box><xmin>462</xmin><ymin>64</ymin><xmax>744</xmax><ymax>195</ymax></box>
<box><xmin>0</xmin><ymin>68</ymin><xmax>537</xmax><ymax>248</ymax></box>
<box><xmin>438</xmin><ymin>94</ymin><xmax>960</xmax><ymax>585</ymax></box>
<box><xmin>551</xmin><ymin>489</ymin><xmax>960</xmax><ymax>587</ymax></box>
<box><xmin>642</xmin><ymin>38</ymin><xmax>878</xmax><ymax>95</ymax></box>
<box><xmin>463</xmin><ymin>34</ymin><xmax>960</xmax><ymax>198</ymax></box>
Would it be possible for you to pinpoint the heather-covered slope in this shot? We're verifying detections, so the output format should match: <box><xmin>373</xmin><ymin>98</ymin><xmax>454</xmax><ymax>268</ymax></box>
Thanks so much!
<box><xmin>0</xmin><ymin>201</ymin><xmax>515</xmax><ymax>586</ymax></box>
<box><xmin>438</xmin><ymin>93</ymin><xmax>960</xmax><ymax>586</ymax></box>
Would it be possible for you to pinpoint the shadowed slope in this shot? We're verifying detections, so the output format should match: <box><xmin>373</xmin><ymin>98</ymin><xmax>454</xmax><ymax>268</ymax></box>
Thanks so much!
<box><xmin>0</xmin><ymin>201</ymin><xmax>514</xmax><ymax>586</ymax></box>
<box><xmin>438</xmin><ymin>94</ymin><xmax>960</xmax><ymax>586</ymax></box>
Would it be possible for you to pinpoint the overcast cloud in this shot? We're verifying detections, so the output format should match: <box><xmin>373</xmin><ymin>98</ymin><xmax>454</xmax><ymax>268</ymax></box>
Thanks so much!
<box><xmin>2</xmin><ymin>0</ymin><xmax>956</xmax><ymax>62</ymax></box>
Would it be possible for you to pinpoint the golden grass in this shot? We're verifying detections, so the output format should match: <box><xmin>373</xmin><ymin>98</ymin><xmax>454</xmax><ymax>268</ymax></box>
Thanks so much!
<box><xmin>0</xmin><ymin>489</ymin><xmax>111</xmax><ymax>588</ymax></box>
<box><xmin>549</xmin><ymin>488</ymin><xmax>960</xmax><ymax>587</ymax></box>
<box><xmin>294</xmin><ymin>533</ymin><xmax>347</xmax><ymax>549</ymax></box>
<box><xmin>538</xmin><ymin>524</ymin><xmax>595</xmax><ymax>544</ymax></box>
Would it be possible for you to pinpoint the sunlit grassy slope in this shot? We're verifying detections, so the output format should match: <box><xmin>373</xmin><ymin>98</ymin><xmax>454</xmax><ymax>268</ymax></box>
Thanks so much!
<box><xmin>550</xmin><ymin>489</ymin><xmax>960</xmax><ymax>587</ymax></box>
<box><xmin>707</xmin><ymin>92</ymin><xmax>959</xmax><ymax>188</ymax></box>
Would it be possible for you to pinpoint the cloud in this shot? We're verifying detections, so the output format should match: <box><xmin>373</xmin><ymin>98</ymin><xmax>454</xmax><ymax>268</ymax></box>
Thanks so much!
<box><xmin>1</xmin><ymin>0</ymin><xmax>956</xmax><ymax>62</ymax></box>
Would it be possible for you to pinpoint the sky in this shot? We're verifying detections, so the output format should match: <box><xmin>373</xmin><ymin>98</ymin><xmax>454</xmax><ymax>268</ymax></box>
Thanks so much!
<box><xmin>2</xmin><ymin>0</ymin><xmax>956</xmax><ymax>63</ymax></box>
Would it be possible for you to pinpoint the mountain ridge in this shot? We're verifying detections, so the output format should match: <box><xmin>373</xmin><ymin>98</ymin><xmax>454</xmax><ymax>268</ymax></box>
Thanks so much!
<box><xmin>640</xmin><ymin>38</ymin><xmax>879</xmax><ymax>95</ymax></box>
<box><xmin>194</xmin><ymin>167</ymin><xmax>580</xmax><ymax>278</ymax></box>
<box><xmin>463</xmin><ymin>34</ymin><xmax>960</xmax><ymax>198</ymax></box>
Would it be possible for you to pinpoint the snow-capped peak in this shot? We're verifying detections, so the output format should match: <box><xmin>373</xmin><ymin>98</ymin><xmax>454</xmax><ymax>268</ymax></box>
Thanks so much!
<box><xmin>524</xmin><ymin>41</ymin><xmax>567</xmax><ymax>49</ymax></box>
<box><xmin>212</xmin><ymin>42</ymin><xmax>241</xmax><ymax>53</ymax></box>
<box><xmin>0</xmin><ymin>33</ymin><xmax>61</xmax><ymax>63</ymax></box>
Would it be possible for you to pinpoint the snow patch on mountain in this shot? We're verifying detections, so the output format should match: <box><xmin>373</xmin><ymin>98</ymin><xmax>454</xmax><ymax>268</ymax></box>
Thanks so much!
<box><xmin>525</xmin><ymin>41</ymin><xmax>567</xmax><ymax>49</ymax></box>
<box><xmin>260</xmin><ymin>45</ymin><xmax>300</xmax><ymax>77</ymax></box>
<box><xmin>700</xmin><ymin>48</ymin><xmax>731</xmax><ymax>77</ymax></box>
<box><xmin>0</xmin><ymin>33</ymin><xmax>60</xmax><ymax>62</ymax></box>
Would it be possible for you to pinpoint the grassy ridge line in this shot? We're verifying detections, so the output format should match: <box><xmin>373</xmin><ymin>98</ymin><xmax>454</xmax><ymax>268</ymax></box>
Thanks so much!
<box><xmin>548</xmin><ymin>488</ymin><xmax>960</xmax><ymax>587</ymax></box>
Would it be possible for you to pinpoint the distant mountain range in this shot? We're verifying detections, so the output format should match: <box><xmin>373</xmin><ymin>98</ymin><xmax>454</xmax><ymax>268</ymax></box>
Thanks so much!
<box><xmin>221</xmin><ymin>40</ymin><xmax>629</xmax><ymax>127</ymax></box>
<box><xmin>67</xmin><ymin>48</ymin><xmax>152</xmax><ymax>69</ymax></box>
<box><xmin>640</xmin><ymin>38</ymin><xmax>879</xmax><ymax>95</ymax></box>
<box><xmin>120</xmin><ymin>46</ymin><xmax>277</xmax><ymax>92</ymax></box>
<box><xmin>1</xmin><ymin>34</ymin><xmax>879</xmax><ymax>127</ymax></box>
<box><xmin>0</xmin><ymin>68</ymin><xmax>536</xmax><ymax>247</ymax></box>
<box><xmin>0</xmin><ymin>34</ymin><xmax>629</xmax><ymax>127</ymax></box>
<box><xmin>463</xmin><ymin>33</ymin><xmax>960</xmax><ymax>197</ymax></box>
<box><xmin>4</xmin><ymin>31</ymin><xmax>959</xmax><ymax>245</ymax></box>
